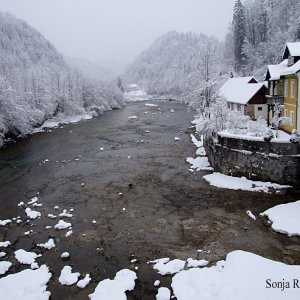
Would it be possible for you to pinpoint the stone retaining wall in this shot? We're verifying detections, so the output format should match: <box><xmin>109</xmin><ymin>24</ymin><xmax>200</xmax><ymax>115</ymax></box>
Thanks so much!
<box><xmin>204</xmin><ymin>133</ymin><xmax>300</xmax><ymax>186</ymax></box>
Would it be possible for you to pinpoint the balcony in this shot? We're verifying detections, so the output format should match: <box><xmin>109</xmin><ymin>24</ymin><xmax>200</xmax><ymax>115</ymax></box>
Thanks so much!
<box><xmin>266</xmin><ymin>95</ymin><xmax>284</xmax><ymax>105</ymax></box>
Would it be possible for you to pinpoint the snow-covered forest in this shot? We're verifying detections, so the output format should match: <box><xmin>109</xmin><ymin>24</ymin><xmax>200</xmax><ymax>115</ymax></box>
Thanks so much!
<box><xmin>124</xmin><ymin>0</ymin><xmax>300</xmax><ymax>107</ymax></box>
<box><xmin>226</xmin><ymin>0</ymin><xmax>300</xmax><ymax>78</ymax></box>
<box><xmin>0</xmin><ymin>12</ymin><xmax>124</xmax><ymax>146</ymax></box>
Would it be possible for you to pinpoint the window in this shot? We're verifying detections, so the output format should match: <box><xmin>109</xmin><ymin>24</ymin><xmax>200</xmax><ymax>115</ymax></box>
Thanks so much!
<box><xmin>284</xmin><ymin>80</ymin><xmax>288</xmax><ymax>97</ymax></box>
<box><xmin>284</xmin><ymin>109</ymin><xmax>288</xmax><ymax>117</ymax></box>
<box><xmin>257</xmin><ymin>106</ymin><xmax>262</xmax><ymax>111</ymax></box>
<box><xmin>290</xmin><ymin>111</ymin><xmax>294</xmax><ymax>126</ymax></box>
<box><xmin>227</xmin><ymin>102</ymin><xmax>230</xmax><ymax>109</ymax></box>
<box><xmin>279</xmin><ymin>80</ymin><xmax>283</xmax><ymax>95</ymax></box>
<box><xmin>291</xmin><ymin>80</ymin><xmax>295</xmax><ymax>98</ymax></box>
<box><xmin>237</xmin><ymin>104</ymin><xmax>242</xmax><ymax>111</ymax></box>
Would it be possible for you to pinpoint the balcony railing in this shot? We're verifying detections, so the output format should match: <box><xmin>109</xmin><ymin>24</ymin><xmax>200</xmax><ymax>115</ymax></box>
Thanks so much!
<box><xmin>266</xmin><ymin>95</ymin><xmax>284</xmax><ymax>105</ymax></box>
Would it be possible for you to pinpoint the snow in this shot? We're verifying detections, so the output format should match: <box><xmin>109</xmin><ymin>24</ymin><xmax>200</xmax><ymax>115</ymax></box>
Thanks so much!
<box><xmin>190</xmin><ymin>134</ymin><xmax>203</xmax><ymax>148</ymax></box>
<box><xmin>54</xmin><ymin>220</ymin><xmax>72</xmax><ymax>230</ymax></box>
<box><xmin>128</xmin><ymin>116</ymin><xmax>138</xmax><ymax>119</ymax></box>
<box><xmin>154</xmin><ymin>280</ymin><xmax>160</xmax><ymax>287</ymax></box>
<box><xmin>0</xmin><ymin>265</ymin><xmax>52</xmax><ymax>300</ymax></box>
<box><xmin>172</xmin><ymin>250</ymin><xmax>300</xmax><ymax>300</ymax></box>
<box><xmin>40</xmin><ymin>113</ymin><xmax>93</xmax><ymax>130</ymax></box>
<box><xmin>38</xmin><ymin>239</ymin><xmax>56</xmax><ymax>250</ymax></box>
<box><xmin>15</xmin><ymin>249</ymin><xmax>39</xmax><ymax>265</ymax></box>
<box><xmin>59</xmin><ymin>209</ymin><xmax>73</xmax><ymax>218</ymax></box>
<box><xmin>0</xmin><ymin>252</ymin><xmax>6</xmax><ymax>258</ymax></box>
<box><xmin>28</xmin><ymin>196</ymin><xmax>38</xmax><ymax>205</ymax></box>
<box><xmin>145</xmin><ymin>103</ymin><xmax>158</xmax><ymax>107</ymax></box>
<box><xmin>156</xmin><ymin>287</ymin><xmax>171</xmax><ymax>300</ymax></box>
<box><xmin>186</xmin><ymin>258</ymin><xmax>209</xmax><ymax>268</ymax></box>
<box><xmin>25</xmin><ymin>207</ymin><xmax>41</xmax><ymax>219</ymax></box>
<box><xmin>285</xmin><ymin>42</ymin><xmax>300</xmax><ymax>57</ymax></box>
<box><xmin>246</xmin><ymin>210</ymin><xmax>256</xmax><ymax>220</ymax></box>
<box><xmin>260</xmin><ymin>200</ymin><xmax>300</xmax><ymax>237</ymax></box>
<box><xmin>124</xmin><ymin>89</ymin><xmax>150</xmax><ymax>102</ymax></box>
<box><xmin>0</xmin><ymin>261</ymin><xmax>12</xmax><ymax>275</ymax></box>
<box><xmin>77</xmin><ymin>274</ymin><xmax>91</xmax><ymax>289</ymax></box>
<box><xmin>0</xmin><ymin>241</ymin><xmax>11</xmax><ymax>248</ymax></box>
<box><xmin>174</xmin><ymin>137</ymin><xmax>180</xmax><ymax>141</ymax></box>
<box><xmin>203</xmin><ymin>173</ymin><xmax>291</xmax><ymax>193</ymax></box>
<box><xmin>59</xmin><ymin>266</ymin><xmax>80</xmax><ymax>285</ymax></box>
<box><xmin>268</xmin><ymin>58</ymin><xmax>300</xmax><ymax>80</ymax></box>
<box><xmin>61</xmin><ymin>252</ymin><xmax>70</xmax><ymax>259</ymax></box>
<box><xmin>89</xmin><ymin>269</ymin><xmax>137</xmax><ymax>300</ymax></box>
<box><xmin>151</xmin><ymin>258</ymin><xmax>186</xmax><ymax>276</ymax></box>
<box><xmin>186</xmin><ymin>157</ymin><xmax>212</xmax><ymax>171</ymax></box>
<box><xmin>0</xmin><ymin>219</ymin><xmax>12</xmax><ymax>226</ymax></box>
<box><xmin>65</xmin><ymin>230</ymin><xmax>73</xmax><ymax>237</ymax></box>
<box><xmin>219</xmin><ymin>77</ymin><xmax>265</xmax><ymax>105</ymax></box>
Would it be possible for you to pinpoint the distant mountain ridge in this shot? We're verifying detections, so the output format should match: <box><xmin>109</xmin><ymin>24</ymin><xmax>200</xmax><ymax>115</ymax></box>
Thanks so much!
<box><xmin>123</xmin><ymin>31</ymin><xmax>222</xmax><ymax>97</ymax></box>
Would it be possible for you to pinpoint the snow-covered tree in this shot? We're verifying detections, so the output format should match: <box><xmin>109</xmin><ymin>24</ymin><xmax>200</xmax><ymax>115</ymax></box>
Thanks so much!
<box><xmin>232</xmin><ymin>0</ymin><xmax>246</xmax><ymax>72</ymax></box>
<box><xmin>0</xmin><ymin>12</ymin><xmax>124</xmax><ymax>146</ymax></box>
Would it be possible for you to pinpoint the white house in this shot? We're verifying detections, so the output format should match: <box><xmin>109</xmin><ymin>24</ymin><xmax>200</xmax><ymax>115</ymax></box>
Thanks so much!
<box><xmin>220</xmin><ymin>77</ymin><xmax>268</xmax><ymax>120</ymax></box>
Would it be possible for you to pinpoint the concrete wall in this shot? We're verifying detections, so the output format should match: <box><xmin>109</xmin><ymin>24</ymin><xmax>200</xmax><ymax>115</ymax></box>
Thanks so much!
<box><xmin>204</xmin><ymin>133</ymin><xmax>300</xmax><ymax>186</ymax></box>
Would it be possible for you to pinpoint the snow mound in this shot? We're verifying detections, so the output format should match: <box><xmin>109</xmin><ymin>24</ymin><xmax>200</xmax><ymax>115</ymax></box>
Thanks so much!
<box><xmin>203</xmin><ymin>173</ymin><xmax>290</xmax><ymax>193</ymax></box>
<box><xmin>186</xmin><ymin>157</ymin><xmax>212</xmax><ymax>171</ymax></box>
<box><xmin>77</xmin><ymin>274</ymin><xmax>91</xmax><ymax>289</ymax></box>
<box><xmin>172</xmin><ymin>250</ymin><xmax>300</xmax><ymax>300</ymax></box>
<box><xmin>54</xmin><ymin>220</ymin><xmax>72</xmax><ymax>230</ymax></box>
<box><xmin>260</xmin><ymin>200</ymin><xmax>300</xmax><ymax>237</ymax></box>
<box><xmin>0</xmin><ymin>219</ymin><xmax>12</xmax><ymax>226</ymax></box>
<box><xmin>0</xmin><ymin>261</ymin><xmax>12</xmax><ymax>275</ymax></box>
<box><xmin>0</xmin><ymin>265</ymin><xmax>52</xmax><ymax>300</ymax></box>
<box><xmin>15</xmin><ymin>249</ymin><xmax>39</xmax><ymax>265</ymax></box>
<box><xmin>0</xmin><ymin>241</ymin><xmax>11</xmax><ymax>248</ymax></box>
<box><xmin>38</xmin><ymin>239</ymin><xmax>56</xmax><ymax>250</ymax></box>
<box><xmin>156</xmin><ymin>287</ymin><xmax>171</xmax><ymax>300</ymax></box>
<box><xmin>25</xmin><ymin>207</ymin><xmax>41</xmax><ymax>219</ymax></box>
<box><xmin>151</xmin><ymin>258</ymin><xmax>185</xmax><ymax>275</ymax></box>
<box><xmin>89</xmin><ymin>269</ymin><xmax>137</xmax><ymax>300</ymax></box>
<box><xmin>59</xmin><ymin>266</ymin><xmax>80</xmax><ymax>285</ymax></box>
<box><xmin>186</xmin><ymin>258</ymin><xmax>209</xmax><ymax>268</ymax></box>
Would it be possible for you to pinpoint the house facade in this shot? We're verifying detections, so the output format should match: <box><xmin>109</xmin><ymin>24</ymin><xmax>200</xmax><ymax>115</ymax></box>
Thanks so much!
<box><xmin>266</xmin><ymin>42</ymin><xmax>300</xmax><ymax>133</ymax></box>
<box><xmin>220</xmin><ymin>77</ymin><xmax>268</xmax><ymax>120</ymax></box>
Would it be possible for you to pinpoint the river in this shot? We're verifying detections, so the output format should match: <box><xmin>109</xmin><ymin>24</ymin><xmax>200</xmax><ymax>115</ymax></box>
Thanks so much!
<box><xmin>0</xmin><ymin>101</ymin><xmax>299</xmax><ymax>299</ymax></box>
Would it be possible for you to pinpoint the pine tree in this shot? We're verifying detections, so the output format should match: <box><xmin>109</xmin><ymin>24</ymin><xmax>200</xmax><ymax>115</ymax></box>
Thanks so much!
<box><xmin>232</xmin><ymin>0</ymin><xmax>246</xmax><ymax>72</ymax></box>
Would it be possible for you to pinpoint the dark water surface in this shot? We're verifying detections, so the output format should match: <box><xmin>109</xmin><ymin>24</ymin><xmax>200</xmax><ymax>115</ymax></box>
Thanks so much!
<box><xmin>0</xmin><ymin>101</ymin><xmax>299</xmax><ymax>299</ymax></box>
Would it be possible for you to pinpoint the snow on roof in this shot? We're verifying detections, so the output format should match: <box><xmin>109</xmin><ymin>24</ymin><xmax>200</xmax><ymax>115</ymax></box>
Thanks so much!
<box><xmin>219</xmin><ymin>77</ymin><xmax>265</xmax><ymax>105</ymax></box>
<box><xmin>128</xmin><ymin>84</ymin><xmax>138</xmax><ymax>88</ymax></box>
<box><xmin>267</xmin><ymin>59</ymin><xmax>300</xmax><ymax>80</ymax></box>
<box><xmin>285</xmin><ymin>42</ymin><xmax>300</xmax><ymax>57</ymax></box>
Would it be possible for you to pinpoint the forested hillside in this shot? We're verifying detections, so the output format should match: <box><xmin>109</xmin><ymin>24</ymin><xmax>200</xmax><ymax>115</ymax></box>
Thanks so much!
<box><xmin>0</xmin><ymin>12</ymin><xmax>123</xmax><ymax>146</ymax></box>
<box><xmin>226</xmin><ymin>0</ymin><xmax>300</xmax><ymax>79</ymax></box>
<box><xmin>124</xmin><ymin>31</ymin><xmax>224</xmax><ymax>98</ymax></box>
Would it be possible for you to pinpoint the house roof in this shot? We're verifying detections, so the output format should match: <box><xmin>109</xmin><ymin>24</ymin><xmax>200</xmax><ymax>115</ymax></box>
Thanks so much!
<box><xmin>283</xmin><ymin>42</ymin><xmax>300</xmax><ymax>59</ymax></box>
<box><xmin>267</xmin><ymin>59</ymin><xmax>300</xmax><ymax>80</ymax></box>
<box><xmin>219</xmin><ymin>77</ymin><xmax>265</xmax><ymax>105</ymax></box>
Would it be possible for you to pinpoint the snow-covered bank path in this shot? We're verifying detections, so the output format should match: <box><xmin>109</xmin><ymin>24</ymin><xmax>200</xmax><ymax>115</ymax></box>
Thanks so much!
<box><xmin>0</xmin><ymin>101</ymin><xmax>299</xmax><ymax>299</ymax></box>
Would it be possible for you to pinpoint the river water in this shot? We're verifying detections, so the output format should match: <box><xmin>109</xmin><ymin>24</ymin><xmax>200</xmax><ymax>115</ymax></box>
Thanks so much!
<box><xmin>0</xmin><ymin>101</ymin><xmax>299</xmax><ymax>299</ymax></box>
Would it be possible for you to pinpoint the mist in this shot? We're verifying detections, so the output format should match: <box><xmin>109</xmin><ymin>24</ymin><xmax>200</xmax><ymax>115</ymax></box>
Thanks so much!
<box><xmin>0</xmin><ymin>0</ymin><xmax>235</xmax><ymax>72</ymax></box>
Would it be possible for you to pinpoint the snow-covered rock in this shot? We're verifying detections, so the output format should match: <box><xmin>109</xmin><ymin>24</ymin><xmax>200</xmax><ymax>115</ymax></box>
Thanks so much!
<box><xmin>0</xmin><ymin>261</ymin><xmax>12</xmax><ymax>275</ymax></box>
<box><xmin>156</xmin><ymin>287</ymin><xmax>171</xmax><ymax>300</ymax></box>
<box><xmin>25</xmin><ymin>207</ymin><xmax>41</xmax><ymax>219</ymax></box>
<box><xmin>37</xmin><ymin>239</ymin><xmax>56</xmax><ymax>250</ymax></box>
<box><xmin>54</xmin><ymin>220</ymin><xmax>72</xmax><ymax>230</ymax></box>
<box><xmin>150</xmin><ymin>258</ymin><xmax>185</xmax><ymax>275</ymax></box>
<box><xmin>77</xmin><ymin>274</ymin><xmax>91</xmax><ymax>289</ymax></box>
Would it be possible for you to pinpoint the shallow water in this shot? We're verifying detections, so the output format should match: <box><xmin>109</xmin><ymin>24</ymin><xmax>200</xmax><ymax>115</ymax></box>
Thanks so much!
<box><xmin>0</xmin><ymin>101</ymin><xmax>299</xmax><ymax>299</ymax></box>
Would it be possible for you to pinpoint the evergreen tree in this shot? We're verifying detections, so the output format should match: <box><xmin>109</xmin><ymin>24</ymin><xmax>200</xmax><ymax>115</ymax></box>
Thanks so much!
<box><xmin>232</xmin><ymin>0</ymin><xmax>246</xmax><ymax>72</ymax></box>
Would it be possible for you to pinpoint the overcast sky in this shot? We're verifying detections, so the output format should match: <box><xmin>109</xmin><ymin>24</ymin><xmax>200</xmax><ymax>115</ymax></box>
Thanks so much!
<box><xmin>0</xmin><ymin>0</ymin><xmax>235</xmax><ymax>71</ymax></box>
